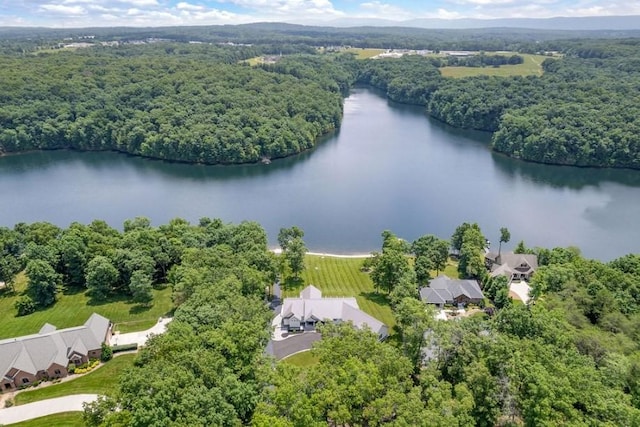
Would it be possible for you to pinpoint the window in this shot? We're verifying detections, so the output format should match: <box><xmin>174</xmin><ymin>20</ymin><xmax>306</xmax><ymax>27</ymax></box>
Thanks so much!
<box><xmin>22</xmin><ymin>378</ymin><xmax>29</xmax><ymax>384</ymax></box>
<box><xmin>4</xmin><ymin>383</ymin><xmax>11</xmax><ymax>389</ymax></box>
<box><xmin>54</xmin><ymin>369</ymin><xmax>61</xmax><ymax>375</ymax></box>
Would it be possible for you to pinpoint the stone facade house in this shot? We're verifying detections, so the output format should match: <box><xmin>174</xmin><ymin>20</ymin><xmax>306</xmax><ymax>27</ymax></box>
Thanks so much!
<box><xmin>0</xmin><ymin>313</ymin><xmax>111</xmax><ymax>391</ymax></box>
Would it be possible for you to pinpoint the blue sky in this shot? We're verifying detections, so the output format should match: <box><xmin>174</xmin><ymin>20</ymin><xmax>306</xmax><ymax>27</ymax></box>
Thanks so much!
<box><xmin>0</xmin><ymin>0</ymin><xmax>637</xmax><ymax>27</ymax></box>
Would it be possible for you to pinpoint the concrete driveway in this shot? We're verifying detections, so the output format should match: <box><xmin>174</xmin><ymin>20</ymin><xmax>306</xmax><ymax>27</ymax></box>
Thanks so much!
<box><xmin>111</xmin><ymin>317</ymin><xmax>172</xmax><ymax>346</ymax></box>
<box><xmin>268</xmin><ymin>332</ymin><xmax>321</xmax><ymax>360</ymax></box>
<box><xmin>0</xmin><ymin>394</ymin><xmax>97</xmax><ymax>425</ymax></box>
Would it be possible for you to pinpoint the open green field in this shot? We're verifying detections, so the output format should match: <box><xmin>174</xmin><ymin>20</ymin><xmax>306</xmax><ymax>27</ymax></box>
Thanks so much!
<box><xmin>14</xmin><ymin>354</ymin><xmax>135</xmax><ymax>405</ymax></box>
<box><xmin>282</xmin><ymin>350</ymin><xmax>319</xmax><ymax>367</ymax></box>
<box><xmin>0</xmin><ymin>273</ymin><xmax>173</xmax><ymax>339</ymax></box>
<box><xmin>10</xmin><ymin>412</ymin><xmax>85</xmax><ymax>427</ymax></box>
<box><xmin>343</xmin><ymin>48</ymin><xmax>386</xmax><ymax>59</ymax></box>
<box><xmin>282</xmin><ymin>255</ymin><xmax>395</xmax><ymax>331</ymax></box>
<box><xmin>440</xmin><ymin>53</ymin><xmax>549</xmax><ymax>78</ymax></box>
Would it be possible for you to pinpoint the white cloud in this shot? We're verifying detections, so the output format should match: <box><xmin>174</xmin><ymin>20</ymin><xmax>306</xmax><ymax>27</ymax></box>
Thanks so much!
<box><xmin>359</xmin><ymin>1</ymin><xmax>412</xmax><ymax>20</ymax></box>
<box><xmin>176</xmin><ymin>2</ymin><xmax>206</xmax><ymax>11</ymax></box>
<box><xmin>39</xmin><ymin>4</ymin><xmax>86</xmax><ymax>15</ymax></box>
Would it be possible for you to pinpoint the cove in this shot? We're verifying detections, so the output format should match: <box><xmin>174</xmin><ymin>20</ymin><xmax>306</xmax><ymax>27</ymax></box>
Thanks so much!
<box><xmin>1</xmin><ymin>86</ymin><xmax>639</xmax><ymax>261</ymax></box>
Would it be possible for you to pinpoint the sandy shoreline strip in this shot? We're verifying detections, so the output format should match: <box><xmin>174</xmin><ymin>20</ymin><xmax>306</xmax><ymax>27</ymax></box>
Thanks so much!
<box><xmin>271</xmin><ymin>248</ymin><xmax>372</xmax><ymax>258</ymax></box>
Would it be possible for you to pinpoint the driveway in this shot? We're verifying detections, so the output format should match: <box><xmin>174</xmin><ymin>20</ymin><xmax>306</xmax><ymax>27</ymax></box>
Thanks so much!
<box><xmin>111</xmin><ymin>317</ymin><xmax>172</xmax><ymax>346</ymax></box>
<box><xmin>0</xmin><ymin>394</ymin><xmax>97</xmax><ymax>425</ymax></box>
<box><xmin>267</xmin><ymin>332</ymin><xmax>321</xmax><ymax>360</ymax></box>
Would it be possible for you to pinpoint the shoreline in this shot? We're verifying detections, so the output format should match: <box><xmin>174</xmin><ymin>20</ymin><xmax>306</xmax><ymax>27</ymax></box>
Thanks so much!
<box><xmin>271</xmin><ymin>248</ymin><xmax>372</xmax><ymax>258</ymax></box>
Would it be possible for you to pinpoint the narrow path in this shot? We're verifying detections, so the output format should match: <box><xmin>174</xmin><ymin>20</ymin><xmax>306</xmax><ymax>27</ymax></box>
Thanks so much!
<box><xmin>0</xmin><ymin>394</ymin><xmax>97</xmax><ymax>425</ymax></box>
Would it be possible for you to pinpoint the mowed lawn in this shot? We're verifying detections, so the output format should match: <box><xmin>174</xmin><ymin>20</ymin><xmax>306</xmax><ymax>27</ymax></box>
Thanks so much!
<box><xmin>282</xmin><ymin>255</ymin><xmax>395</xmax><ymax>331</ymax></box>
<box><xmin>0</xmin><ymin>273</ymin><xmax>173</xmax><ymax>339</ymax></box>
<box><xmin>440</xmin><ymin>53</ymin><xmax>549</xmax><ymax>78</ymax></box>
<box><xmin>282</xmin><ymin>350</ymin><xmax>320</xmax><ymax>367</ymax></box>
<box><xmin>10</xmin><ymin>412</ymin><xmax>85</xmax><ymax>427</ymax></box>
<box><xmin>14</xmin><ymin>354</ymin><xmax>135</xmax><ymax>405</ymax></box>
<box><xmin>343</xmin><ymin>48</ymin><xmax>386</xmax><ymax>59</ymax></box>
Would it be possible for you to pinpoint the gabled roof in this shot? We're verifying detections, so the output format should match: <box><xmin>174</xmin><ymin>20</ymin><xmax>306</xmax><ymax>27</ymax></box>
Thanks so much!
<box><xmin>488</xmin><ymin>252</ymin><xmax>538</xmax><ymax>273</ymax></box>
<box><xmin>281</xmin><ymin>285</ymin><xmax>387</xmax><ymax>337</ymax></box>
<box><xmin>0</xmin><ymin>313</ymin><xmax>110</xmax><ymax>380</ymax></box>
<box><xmin>420</xmin><ymin>275</ymin><xmax>484</xmax><ymax>304</ymax></box>
<box><xmin>299</xmin><ymin>285</ymin><xmax>322</xmax><ymax>299</ymax></box>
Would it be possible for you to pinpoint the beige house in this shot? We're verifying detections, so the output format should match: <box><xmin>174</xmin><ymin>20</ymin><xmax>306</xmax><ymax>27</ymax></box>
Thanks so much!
<box><xmin>281</xmin><ymin>285</ymin><xmax>388</xmax><ymax>339</ymax></box>
<box><xmin>0</xmin><ymin>313</ymin><xmax>111</xmax><ymax>391</ymax></box>
<box><xmin>485</xmin><ymin>251</ymin><xmax>538</xmax><ymax>282</ymax></box>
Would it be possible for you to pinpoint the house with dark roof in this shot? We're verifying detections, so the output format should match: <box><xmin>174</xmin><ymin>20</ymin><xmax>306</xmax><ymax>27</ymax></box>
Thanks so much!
<box><xmin>485</xmin><ymin>251</ymin><xmax>538</xmax><ymax>282</ymax></box>
<box><xmin>280</xmin><ymin>285</ymin><xmax>388</xmax><ymax>339</ymax></box>
<box><xmin>419</xmin><ymin>275</ymin><xmax>484</xmax><ymax>308</ymax></box>
<box><xmin>0</xmin><ymin>313</ymin><xmax>111</xmax><ymax>391</ymax></box>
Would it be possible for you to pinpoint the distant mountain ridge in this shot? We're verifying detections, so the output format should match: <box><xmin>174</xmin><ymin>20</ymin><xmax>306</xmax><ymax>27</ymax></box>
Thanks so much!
<box><xmin>311</xmin><ymin>15</ymin><xmax>640</xmax><ymax>31</ymax></box>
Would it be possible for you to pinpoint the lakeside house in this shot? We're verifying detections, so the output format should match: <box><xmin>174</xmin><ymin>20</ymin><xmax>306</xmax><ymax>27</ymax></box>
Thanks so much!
<box><xmin>485</xmin><ymin>251</ymin><xmax>538</xmax><ymax>282</ymax></box>
<box><xmin>280</xmin><ymin>285</ymin><xmax>388</xmax><ymax>339</ymax></box>
<box><xmin>419</xmin><ymin>275</ymin><xmax>484</xmax><ymax>309</ymax></box>
<box><xmin>0</xmin><ymin>313</ymin><xmax>111</xmax><ymax>391</ymax></box>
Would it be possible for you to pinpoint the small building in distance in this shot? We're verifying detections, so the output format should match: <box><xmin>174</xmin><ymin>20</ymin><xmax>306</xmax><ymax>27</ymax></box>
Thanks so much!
<box><xmin>280</xmin><ymin>285</ymin><xmax>388</xmax><ymax>339</ymax></box>
<box><xmin>485</xmin><ymin>251</ymin><xmax>538</xmax><ymax>282</ymax></box>
<box><xmin>0</xmin><ymin>313</ymin><xmax>111</xmax><ymax>391</ymax></box>
<box><xmin>419</xmin><ymin>275</ymin><xmax>484</xmax><ymax>309</ymax></box>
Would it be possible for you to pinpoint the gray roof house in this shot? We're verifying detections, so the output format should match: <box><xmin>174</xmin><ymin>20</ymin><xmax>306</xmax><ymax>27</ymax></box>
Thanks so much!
<box><xmin>1</xmin><ymin>313</ymin><xmax>111</xmax><ymax>391</ymax></box>
<box><xmin>485</xmin><ymin>251</ymin><xmax>538</xmax><ymax>282</ymax></box>
<box><xmin>419</xmin><ymin>275</ymin><xmax>484</xmax><ymax>308</ymax></box>
<box><xmin>281</xmin><ymin>285</ymin><xmax>388</xmax><ymax>339</ymax></box>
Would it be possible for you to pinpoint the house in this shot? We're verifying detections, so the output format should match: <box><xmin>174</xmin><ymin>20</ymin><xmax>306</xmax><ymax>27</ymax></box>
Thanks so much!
<box><xmin>485</xmin><ymin>251</ymin><xmax>538</xmax><ymax>282</ymax></box>
<box><xmin>419</xmin><ymin>275</ymin><xmax>484</xmax><ymax>309</ymax></box>
<box><xmin>280</xmin><ymin>285</ymin><xmax>388</xmax><ymax>339</ymax></box>
<box><xmin>0</xmin><ymin>313</ymin><xmax>111</xmax><ymax>392</ymax></box>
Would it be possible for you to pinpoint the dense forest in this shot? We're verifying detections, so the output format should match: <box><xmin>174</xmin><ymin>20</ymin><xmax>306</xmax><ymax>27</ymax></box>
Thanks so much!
<box><xmin>4</xmin><ymin>219</ymin><xmax>640</xmax><ymax>425</ymax></box>
<box><xmin>1</xmin><ymin>28</ymin><xmax>639</xmax><ymax>167</ymax></box>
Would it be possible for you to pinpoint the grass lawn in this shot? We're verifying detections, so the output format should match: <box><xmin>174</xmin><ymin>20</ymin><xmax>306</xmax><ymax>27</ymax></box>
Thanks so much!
<box><xmin>343</xmin><ymin>48</ymin><xmax>386</xmax><ymax>59</ymax></box>
<box><xmin>14</xmin><ymin>354</ymin><xmax>135</xmax><ymax>405</ymax></box>
<box><xmin>440</xmin><ymin>53</ymin><xmax>549</xmax><ymax>78</ymax></box>
<box><xmin>10</xmin><ymin>412</ymin><xmax>85</xmax><ymax>427</ymax></box>
<box><xmin>282</xmin><ymin>350</ymin><xmax>319</xmax><ymax>367</ymax></box>
<box><xmin>0</xmin><ymin>273</ymin><xmax>173</xmax><ymax>339</ymax></box>
<box><xmin>282</xmin><ymin>255</ymin><xmax>395</xmax><ymax>331</ymax></box>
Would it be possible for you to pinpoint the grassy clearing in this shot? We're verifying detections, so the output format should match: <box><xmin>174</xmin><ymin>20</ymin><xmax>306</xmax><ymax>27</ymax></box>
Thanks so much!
<box><xmin>282</xmin><ymin>255</ymin><xmax>395</xmax><ymax>331</ymax></box>
<box><xmin>0</xmin><ymin>273</ymin><xmax>173</xmax><ymax>339</ymax></box>
<box><xmin>343</xmin><ymin>48</ymin><xmax>386</xmax><ymax>60</ymax></box>
<box><xmin>10</xmin><ymin>412</ymin><xmax>85</xmax><ymax>427</ymax></box>
<box><xmin>440</xmin><ymin>53</ymin><xmax>549</xmax><ymax>78</ymax></box>
<box><xmin>14</xmin><ymin>354</ymin><xmax>135</xmax><ymax>405</ymax></box>
<box><xmin>282</xmin><ymin>350</ymin><xmax>320</xmax><ymax>367</ymax></box>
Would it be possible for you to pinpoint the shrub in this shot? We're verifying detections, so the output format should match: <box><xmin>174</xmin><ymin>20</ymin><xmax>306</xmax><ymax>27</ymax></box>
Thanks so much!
<box><xmin>68</xmin><ymin>363</ymin><xmax>76</xmax><ymax>374</ymax></box>
<box><xmin>100</xmin><ymin>342</ymin><xmax>113</xmax><ymax>362</ymax></box>
<box><xmin>5</xmin><ymin>398</ymin><xmax>14</xmax><ymax>408</ymax></box>
<box><xmin>112</xmin><ymin>343</ymin><xmax>138</xmax><ymax>353</ymax></box>
<box><xmin>14</xmin><ymin>296</ymin><xmax>36</xmax><ymax>316</ymax></box>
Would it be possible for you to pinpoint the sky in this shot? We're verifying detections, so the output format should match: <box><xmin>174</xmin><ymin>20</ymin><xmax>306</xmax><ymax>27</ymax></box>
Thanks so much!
<box><xmin>0</xmin><ymin>0</ymin><xmax>638</xmax><ymax>28</ymax></box>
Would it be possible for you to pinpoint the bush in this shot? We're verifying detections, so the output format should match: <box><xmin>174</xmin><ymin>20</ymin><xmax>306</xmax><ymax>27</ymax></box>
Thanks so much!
<box><xmin>112</xmin><ymin>343</ymin><xmax>138</xmax><ymax>353</ymax></box>
<box><xmin>100</xmin><ymin>342</ymin><xmax>113</xmax><ymax>362</ymax></box>
<box><xmin>5</xmin><ymin>398</ymin><xmax>14</xmax><ymax>408</ymax></box>
<box><xmin>68</xmin><ymin>363</ymin><xmax>76</xmax><ymax>374</ymax></box>
<box><xmin>14</xmin><ymin>296</ymin><xmax>36</xmax><ymax>316</ymax></box>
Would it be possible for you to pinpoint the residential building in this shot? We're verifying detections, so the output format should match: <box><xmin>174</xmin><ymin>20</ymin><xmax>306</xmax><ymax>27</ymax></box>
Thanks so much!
<box><xmin>0</xmin><ymin>313</ymin><xmax>111</xmax><ymax>391</ymax></box>
<box><xmin>485</xmin><ymin>251</ymin><xmax>538</xmax><ymax>282</ymax></box>
<box><xmin>419</xmin><ymin>275</ymin><xmax>484</xmax><ymax>309</ymax></box>
<box><xmin>280</xmin><ymin>285</ymin><xmax>388</xmax><ymax>339</ymax></box>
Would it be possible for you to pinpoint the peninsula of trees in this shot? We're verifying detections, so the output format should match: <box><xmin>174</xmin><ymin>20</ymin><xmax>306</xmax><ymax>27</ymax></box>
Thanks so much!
<box><xmin>0</xmin><ymin>26</ymin><xmax>639</xmax><ymax>168</ymax></box>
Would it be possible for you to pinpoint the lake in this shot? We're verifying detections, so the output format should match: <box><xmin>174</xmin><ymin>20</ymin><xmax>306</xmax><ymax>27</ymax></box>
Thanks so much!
<box><xmin>1</xmin><ymin>86</ymin><xmax>639</xmax><ymax>260</ymax></box>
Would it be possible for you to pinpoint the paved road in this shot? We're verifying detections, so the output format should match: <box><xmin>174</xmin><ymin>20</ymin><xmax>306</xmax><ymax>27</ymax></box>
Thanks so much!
<box><xmin>111</xmin><ymin>317</ymin><xmax>172</xmax><ymax>346</ymax></box>
<box><xmin>0</xmin><ymin>394</ymin><xmax>98</xmax><ymax>425</ymax></box>
<box><xmin>268</xmin><ymin>332</ymin><xmax>321</xmax><ymax>360</ymax></box>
